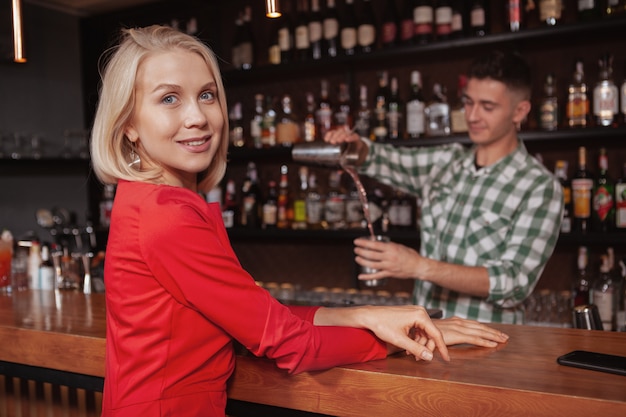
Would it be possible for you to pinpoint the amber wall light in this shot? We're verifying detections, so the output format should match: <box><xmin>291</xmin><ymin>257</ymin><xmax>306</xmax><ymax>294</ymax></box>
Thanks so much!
<box><xmin>265</xmin><ymin>0</ymin><xmax>281</xmax><ymax>18</ymax></box>
<box><xmin>12</xmin><ymin>0</ymin><xmax>26</xmax><ymax>63</ymax></box>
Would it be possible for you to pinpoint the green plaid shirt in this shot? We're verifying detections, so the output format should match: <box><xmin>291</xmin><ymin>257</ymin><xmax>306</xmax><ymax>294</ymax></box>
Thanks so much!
<box><xmin>361</xmin><ymin>141</ymin><xmax>563</xmax><ymax>323</ymax></box>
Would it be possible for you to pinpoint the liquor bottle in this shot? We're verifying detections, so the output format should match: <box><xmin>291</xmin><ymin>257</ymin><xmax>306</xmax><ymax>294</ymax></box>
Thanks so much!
<box><xmin>469</xmin><ymin>0</ymin><xmax>488</xmax><ymax>37</ymax></box>
<box><xmin>39</xmin><ymin>244</ymin><xmax>55</xmax><ymax>291</ymax></box>
<box><xmin>357</xmin><ymin>0</ymin><xmax>377</xmax><ymax>54</ymax></box>
<box><xmin>303</xmin><ymin>92</ymin><xmax>317</xmax><ymax>143</ymax></box>
<box><xmin>241</xmin><ymin>162</ymin><xmax>262</xmax><ymax>228</ymax></box>
<box><xmin>538</xmin><ymin>0</ymin><xmax>563</xmax><ymax>26</ymax></box>
<box><xmin>593</xmin><ymin>254</ymin><xmax>615</xmax><ymax>331</ymax></box>
<box><xmin>577</xmin><ymin>0</ymin><xmax>601</xmax><ymax>21</ymax></box>
<box><xmin>605</xmin><ymin>0</ymin><xmax>626</xmax><ymax>16</ymax></box>
<box><xmin>268</xmin><ymin>18</ymin><xmax>282</xmax><ymax>65</ymax></box>
<box><xmin>539</xmin><ymin>73</ymin><xmax>558</xmax><ymax>131</ymax></box>
<box><xmin>450</xmin><ymin>0</ymin><xmax>465</xmax><ymax>38</ymax></box>
<box><xmin>340</xmin><ymin>0</ymin><xmax>358</xmax><ymax>56</ymax></box>
<box><xmin>239</xmin><ymin>6</ymin><xmax>254</xmax><ymax>70</ymax></box>
<box><xmin>222</xmin><ymin>179</ymin><xmax>239</xmax><ymax>228</ymax></box>
<box><xmin>381</xmin><ymin>0</ymin><xmax>399</xmax><ymax>48</ymax></box>
<box><xmin>324</xmin><ymin>170</ymin><xmax>346</xmax><ymax>229</ymax></box>
<box><xmin>294</xmin><ymin>0</ymin><xmax>311</xmax><ymax>61</ymax></box>
<box><xmin>323</xmin><ymin>0</ymin><xmax>340</xmax><ymax>58</ymax></box>
<box><xmin>434</xmin><ymin>0</ymin><xmax>453</xmax><ymax>41</ymax></box>
<box><xmin>387</xmin><ymin>76</ymin><xmax>403</xmax><ymax>140</ymax></box>
<box><xmin>292</xmin><ymin>166</ymin><xmax>309</xmax><ymax>230</ymax></box>
<box><xmin>615</xmin><ymin>163</ymin><xmax>626</xmax><ymax>230</ymax></box>
<box><xmin>306</xmin><ymin>171</ymin><xmax>324</xmax><ymax>229</ymax></box>
<box><xmin>276</xmin><ymin>94</ymin><xmax>300</xmax><ymax>147</ymax></box>
<box><xmin>261</xmin><ymin>95</ymin><xmax>277</xmax><ymax>147</ymax></box>
<box><xmin>373</xmin><ymin>71</ymin><xmax>390</xmax><ymax>141</ymax></box>
<box><xmin>334</xmin><ymin>83</ymin><xmax>352</xmax><ymax>130</ymax></box>
<box><xmin>316</xmin><ymin>79</ymin><xmax>334</xmax><ymax>141</ymax></box>
<box><xmin>593</xmin><ymin>53</ymin><xmax>619</xmax><ymax>128</ymax></box>
<box><xmin>592</xmin><ymin>148</ymin><xmax>615</xmax><ymax>232</ymax></box>
<box><xmin>309</xmin><ymin>0</ymin><xmax>323</xmax><ymax>60</ymax></box>
<box><xmin>406</xmin><ymin>70</ymin><xmax>426</xmax><ymax>139</ymax></box>
<box><xmin>450</xmin><ymin>74</ymin><xmax>468</xmax><ymax>134</ymax></box>
<box><xmin>250</xmin><ymin>94</ymin><xmax>264</xmax><ymax>149</ymax></box>
<box><xmin>229</xmin><ymin>102</ymin><xmax>245</xmax><ymax>147</ymax></box>
<box><xmin>354</xmin><ymin>84</ymin><xmax>372</xmax><ymax>139</ymax></box>
<box><xmin>413</xmin><ymin>0</ymin><xmax>434</xmax><ymax>44</ymax></box>
<box><xmin>425</xmin><ymin>83</ymin><xmax>451</xmax><ymax>137</ymax></box>
<box><xmin>262</xmin><ymin>180</ymin><xmax>278</xmax><ymax>229</ymax></box>
<box><xmin>507</xmin><ymin>0</ymin><xmax>523</xmax><ymax>32</ymax></box>
<box><xmin>566</xmin><ymin>60</ymin><xmax>590</xmax><ymax>128</ymax></box>
<box><xmin>28</xmin><ymin>241</ymin><xmax>41</xmax><ymax>290</ymax></box>
<box><xmin>573</xmin><ymin>246</ymin><xmax>590</xmax><ymax>306</ymax></box>
<box><xmin>277</xmin><ymin>165</ymin><xmax>291</xmax><ymax>229</ymax></box>
<box><xmin>278</xmin><ymin>1</ymin><xmax>294</xmax><ymax>64</ymax></box>
<box><xmin>571</xmin><ymin>146</ymin><xmax>594</xmax><ymax>234</ymax></box>
<box><xmin>554</xmin><ymin>160</ymin><xmax>572</xmax><ymax>234</ymax></box>
<box><xmin>621</xmin><ymin>63</ymin><xmax>626</xmax><ymax>124</ymax></box>
<box><xmin>399</xmin><ymin>0</ymin><xmax>415</xmax><ymax>44</ymax></box>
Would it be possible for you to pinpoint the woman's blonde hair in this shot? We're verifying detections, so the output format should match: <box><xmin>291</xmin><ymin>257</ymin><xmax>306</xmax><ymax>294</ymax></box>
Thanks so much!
<box><xmin>90</xmin><ymin>25</ymin><xmax>229</xmax><ymax>193</ymax></box>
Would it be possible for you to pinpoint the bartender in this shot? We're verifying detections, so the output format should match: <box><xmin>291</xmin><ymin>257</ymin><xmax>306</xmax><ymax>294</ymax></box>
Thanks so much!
<box><xmin>325</xmin><ymin>50</ymin><xmax>563</xmax><ymax>324</ymax></box>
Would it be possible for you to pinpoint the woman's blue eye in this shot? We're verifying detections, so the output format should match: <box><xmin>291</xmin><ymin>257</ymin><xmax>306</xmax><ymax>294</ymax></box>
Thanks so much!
<box><xmin>201</xmin><ymin>91</ymin><xmax>215</xmax><ymax>101</ymax></box>
<box><xmin>162</xmin><ymin>95</ymin><xmax>177</xmax><ymax>104</ymax></box>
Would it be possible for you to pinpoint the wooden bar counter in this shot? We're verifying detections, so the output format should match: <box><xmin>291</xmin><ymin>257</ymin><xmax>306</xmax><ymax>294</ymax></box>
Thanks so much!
<box><xmin>1</xmin><ymin>290</ymin><xmax>625</xmax><ymax>417</ymax></box>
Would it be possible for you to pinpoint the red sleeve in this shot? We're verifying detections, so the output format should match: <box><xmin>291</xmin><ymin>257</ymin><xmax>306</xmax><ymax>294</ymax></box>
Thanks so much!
<box><xmin>140</xmin><ymin>194</ymin><xmax>386</xmax><ymax>374</ymax></box>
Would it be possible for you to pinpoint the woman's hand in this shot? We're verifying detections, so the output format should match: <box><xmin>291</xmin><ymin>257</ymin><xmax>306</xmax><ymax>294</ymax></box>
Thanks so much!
<box><xmin>429</xmin><ymin>317</ymin><xmax>509</xmax><ymax>348</ymax></box>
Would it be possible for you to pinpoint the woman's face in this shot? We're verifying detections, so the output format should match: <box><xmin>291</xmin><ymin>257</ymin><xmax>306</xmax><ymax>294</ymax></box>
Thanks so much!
<box><xmin>125</xmin><ymin>49</ymin><xmax>224</xmax><ymax>190</ymax></box>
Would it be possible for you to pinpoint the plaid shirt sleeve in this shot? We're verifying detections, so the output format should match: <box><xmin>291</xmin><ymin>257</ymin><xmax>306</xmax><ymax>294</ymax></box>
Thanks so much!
<box><xmin>359</xmin><ymin>140</ymin><xmax>563</xmax><ymax>323</ymax></box>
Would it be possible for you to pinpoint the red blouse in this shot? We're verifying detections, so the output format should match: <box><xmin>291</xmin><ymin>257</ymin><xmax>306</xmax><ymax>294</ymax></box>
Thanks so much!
<box><xmin>102</xmin><ymin>180</ymin><xmax>386</xmax><ymax>416</ymax></box>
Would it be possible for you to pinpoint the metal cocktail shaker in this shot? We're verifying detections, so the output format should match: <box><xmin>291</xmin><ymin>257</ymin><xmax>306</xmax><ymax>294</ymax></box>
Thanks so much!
<box><xmin>572</xmin><ymin>304</ymin><xmax>603</xmax><ymax>330</ymax></box>
<box><xmin>291</xmin><ymin>142</ymin><xmax>361</xmax><ymax>168</ymax></box>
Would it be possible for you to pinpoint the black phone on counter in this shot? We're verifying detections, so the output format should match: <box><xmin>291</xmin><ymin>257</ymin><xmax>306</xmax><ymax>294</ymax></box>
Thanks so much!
<box><xmin>557</xmin><ymin>350</ymin><xmax>626</xmax><ymax>377</ymax></box>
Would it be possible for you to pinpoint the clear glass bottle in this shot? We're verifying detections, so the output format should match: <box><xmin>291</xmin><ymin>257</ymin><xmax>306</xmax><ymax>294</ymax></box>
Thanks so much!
<box><xmin>373</xmin><ymin>71</ymin><xmax>390</xmax><ymax>141</ymax></box>
<box><xmin>294</xmin><ymin>0</ymin><xmax>311</xmax><ymax>61</ymax></box>
<box><xmin>345</xmin><ymin>183</ymin><xmax>364</xmax><ymax>229</ymax></box>
<box><xmin>593</xmin><ymin>53</ymin><xmax>619</xmax><ymax>128</ymax></box>
<box><xmin>539</xmin><ymin>73</ymin><xmax>558</xmax><ymax>131</ymax></box>
<box><xmin>229</xmin><ymin>102</ymin><xmax>245</xmax><ymax>147</ymax></box>
<box><xmin>425</xmin><ymin>83</ymin><xmax>451</xmax><ymax>137</ymax></box>
<box><xmin>306</xmin><ymin>171</ymin><xmax>324</xmax><ymax>229</ymax></box>
<box><xmin>566</xmin><ymin>60</ymin><xmax>589</xmax><ymax>128</ymax></box>
<box><xmin>573</xmin><ymin>246</ymin><xmax>590</xmax><ymax>307</ymax></box>
<box><xmin>315</xmin><ymin>79</ymin><xmax>333</xmax><ymax>141</ymax></box>
<box><xmin>387</xmin><ymin>76</ymin><xmax>403</xmax><ymax>140</ymax></box>
<box><xmin>261</xmin><ymin>95</ymin><xmax>277</xmax><ymax>147</ymax></box>
<box><xmin>592</xmin><ymin>148</ymin><xmax>615</xmax><ymax>232</ymax></box>
<box><xmin>324</xmin><ymin>170</ymin><xmax>346</xmax><ymax>230</ymax></box>
<box><xmin>277</xmin><ymin>165</ymin><xmax>291</xmax><ymax>229</ymax></box>
<box><xmin>262</xmin><ymin>180</ymin><xmax>278</xmax><ymax>229</ymax></box>
<box><xmin>593</xmin><ymin>254</ymin><xmax>616</xmax><ymax>331</ymax></box>
<box><xmin>303</xmin><ymin>92</ymin><xmax>317</xmax><ymax>143</ymax></box>
<box><xmin>334</xmin><ymin>83</ymin><xmax>352</xmax><ymax>129</ymax></box>
<box><xmin>354</xmin><ymin>84</ymin><xmax>372</xmax><ymax>139</ymax></box>
<box><xmin>250</xmin><ymin>94</ymin><xmax>264</xmax><ymax>149</ymax></box>
<box><xmin>406</xmin><ymin>70</ymin><xmax>426</xmax><ymax>139</ymax></box>
<box><xmin>222</xmin><ymin>179</ymin><xmax>239</xmax><ymax>229</ymax></box>
<box><xmin>241</xmin><ymin>162</ymin><xmax>262</xmax><ymax>228</ymax></box>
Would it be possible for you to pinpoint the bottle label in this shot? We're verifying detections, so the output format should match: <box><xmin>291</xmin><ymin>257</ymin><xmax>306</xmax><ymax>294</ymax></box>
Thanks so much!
<box><xmin>293</xmin><ymin>200</ymin><xmax>307</xmax><ymax>223</ymax></box>
<box><xmin>593</xmin><ymin>186</ymin><xmax>614</xmax><ymax>221</ymax></box>
<box><xmin>306</xmin><ymin>200</ymin><xmax>324</xmax><ymax>224</ymax></box>
<box><xmin>616</xmin><ymin>182</ymin><xmax>626</xmax><ymax>228</ymax></box>
<box><xmin>345</xmin><ymin>199</ymin><xmax>363</xmax><ymax>223</ymax></box>
<box><xmin>414</xmin><ymin>6</ymin><xmax>433</xmax><ymax>35</ymax></box>
<box><xmin>578</xmin><ymin>0</ymin><xmax>594</xmax><ymax>11</ymax></box>
<box><xmin>593</xmin><ymin>84</ymin><xmax>618</xmax><ymax>121</ymax></box>
<box><xmin>400</xmin><ymin>19</ymin><xmax>414</xmax><ymax>41</ymax></box>
<box><xmin>381</xmin><ymin>22</ymin><xmax>397</xmax><ymax>44</ymax></box>
<box><xmin>357</xmin><ymin>25</ymin><xmax>376</xmax><ymax>47</ymax></box>
<box><xmin>593</xmin><ymin>290</ymin><xmax>614</xmax><ymax>331</ymax></box>
<box><xmin>341</xmin><ymin>27</ymin><xmax>357</xmax><ymax>49</ymax></box>
<box><xmin>295</xmin><ymin>26</ymin><xmax>310</xmax><ymax>49</ymax></box>
<box><xmin>278</xmin><ymin>28</ymin><xmax>291</xmax><ymax>51</ymax></box>
<box><xmin>540</xmin><ymin>98</ymin><xmax>558</xmax><ymax>130</ymax></box>
<box><xmin>566</xmin><ymin>93</ymin><xmax>589</xmax><ymax>124</ymax></box>
<box><xmin>509</xmin><ymin>0</ymin><xmax>522</xmax><ymax>24</ymax></box>
<box><xmin>539</xmin><ymin>0</ymin><xmax>563</xmax><ymax>20</ymax></box>
<box><xmin>450</xmin><ymin>108</ymin><xmax>468</xmax><ymax>133</ymax></box>
<box><xmin>268</xmin><ymin>45</ymin><xmax>281</xmax><ymax>65</ymax></box>
<box><xmin>325</xmin><ymin>199</ymin><xmax>345</xmax><ymax>223</ymax></box>
<box><xmin>309</xmin><ymin>22</ymin><xmax>323</xmax><ymax>43</ymax></box>
<box><xmin>323</xmin><ymin>18</ymin><xmax>339</xmax><ymax>39</ymax></box>
<box><xmin>470</xmin><ymin>8</ymin><xmax>486</xmax><ymax>27</ymax></box>
<box><xmin>572</xmin><ymin>178</ymin><xmax>593</xmax><ymax>218</ymax></box>
<box><xmin>406</xmin><ymin>100</ymin><xmax>425</xmax><ymax>135</ymax></box>
<box><xmin>262</xmin><ymin>204</ymin><xmax>277</xmax><ymax>227</ymax></box>
<box><xmin>435</xmin><ymin>7</ymin><xmax>452</xmax><ymax>35</ymax></box>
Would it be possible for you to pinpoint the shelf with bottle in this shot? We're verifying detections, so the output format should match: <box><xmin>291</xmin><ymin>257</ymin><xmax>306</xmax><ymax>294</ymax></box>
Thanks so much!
<box><xmin>221</xmin><ymin>13</ymin><xmax>626</xmax><ymax>85</ymax></box>
<box><xmin>226</xmin><ymin>225</ymin><xmax>419</xmax><ymax>242</ymax></box>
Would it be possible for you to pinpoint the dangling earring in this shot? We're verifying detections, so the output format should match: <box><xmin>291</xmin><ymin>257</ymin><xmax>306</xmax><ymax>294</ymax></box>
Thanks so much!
<box><xmin>128</xmin><ymin>142</ymin><xmax>141</xmax><ymax>168</ymax></box>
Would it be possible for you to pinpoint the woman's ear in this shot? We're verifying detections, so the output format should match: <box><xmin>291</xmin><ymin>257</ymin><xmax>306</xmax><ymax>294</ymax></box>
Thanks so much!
<box><xmin>124</xmin><ymin>125</ymin><xmax>138</xmax><ymax>142</ymax></box>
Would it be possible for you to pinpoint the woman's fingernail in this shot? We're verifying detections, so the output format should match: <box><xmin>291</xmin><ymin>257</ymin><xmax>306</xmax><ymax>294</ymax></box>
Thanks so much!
<box><xmin>421</xmin><ymin>350</ymin><xmax>433</xmax><ymax>361</ymax></box>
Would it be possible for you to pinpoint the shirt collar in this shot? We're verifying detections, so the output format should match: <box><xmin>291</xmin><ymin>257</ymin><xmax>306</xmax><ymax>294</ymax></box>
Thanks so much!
<box><xmin>460</xmin><ymin>140</ymin><xmax>529</xmax><ymax>180</ymax></box>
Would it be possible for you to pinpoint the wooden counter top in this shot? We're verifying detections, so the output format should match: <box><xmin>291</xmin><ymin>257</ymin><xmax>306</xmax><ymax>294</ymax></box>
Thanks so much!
<box><xmin>1</xmin><ymin>290</ymin><xmax>625</xmax><ymax>416</ymax></box>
